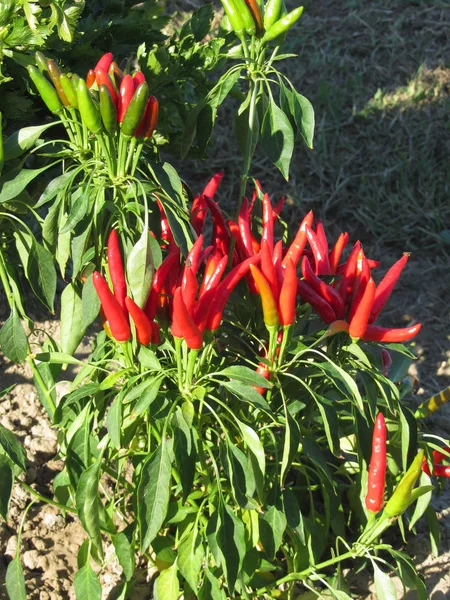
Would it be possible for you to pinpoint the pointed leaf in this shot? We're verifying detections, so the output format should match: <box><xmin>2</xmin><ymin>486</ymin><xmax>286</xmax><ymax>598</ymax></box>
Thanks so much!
<box><xmin>153</xmin><ymin>563</ymin><xmax>181</xmax><ymax>600</ymax></box>
<box><xmin>0</xmin><ymin>308</ymin><xmax>28</xmax><ymax>363</ymax></box>
<box><xmin>0</xmin><ymin>425</ymin><xmax>26</xmax><ymax>471</ymax></box>
<box><xmin>0</xmin><ymin>454</ymin><xmax>13</xmax><ymax>520</ymax></box>
<box><xmin>373</xmin><ymin>562</ymin><xmax>397</xmax><ymax>600</ymax></box>
<box><xmin>27</xmin><ymin>237</ymin><xmax>57</xmax><ymax>311</ymax></box>
<box><xmin>261</xmin><ymin>103</ymin><xmax>294</xmax><ymax>180</ymax></box>
<box><xmin>76</xmin><ymin>457</ymin><xmax>103</xmax><ymax>556</ymax></box>
<box><xmin>5</xmin><ymin>555</ymin><xmax>27</xmax><ymax>600</ymax></box>
<box><xmin>60</xmin><ymin>282</ymin><xmax>85</xmax><ymax>356</ymax></box>
<box><xmin>73</xmin><ymin>561</ymin><xmax>102</xmax><ymax>600</ymax></box>
<box><xmin>259</xmin><ymin>505</ymin><xmax>287</xmax><ymax>559</ymax></box>
<box><xmin>127</xmin><ymin>229</ymin><xmax>154</xmax><ymax>309</ymax></box>
<box><xmin>178</xmin><ymin>528</ymin><xmax>204</xmax><ymax>591</ymax></box>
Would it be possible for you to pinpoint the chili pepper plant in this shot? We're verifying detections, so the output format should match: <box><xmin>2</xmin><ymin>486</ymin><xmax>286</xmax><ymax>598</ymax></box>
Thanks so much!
<box><xmin>0</xmin><ymin>3</ymin><xmax>449</xmax><ymax>600</ymax></box>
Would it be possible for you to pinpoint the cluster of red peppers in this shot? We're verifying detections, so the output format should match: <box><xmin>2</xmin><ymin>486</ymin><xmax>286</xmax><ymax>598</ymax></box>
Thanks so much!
<box><xmin>92</xmin><ymin>230</ymin><xmax>160</xmax><ymax>346</ymax></box>
<box><xmin>422</xmin><ymin>446</ymin><xmax>450</xmax><ymax>478</ymax></box>
<box><xmin>28</xmin><ymin>52</ymin><xmax>158</xmax><ymax>145</ymax></box>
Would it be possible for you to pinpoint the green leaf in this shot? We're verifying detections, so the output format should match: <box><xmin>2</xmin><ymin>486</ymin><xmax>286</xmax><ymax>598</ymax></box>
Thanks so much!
<box><xmin>373</xmin><ymin>562</ymin><xmax>397</xmax><ymax>600</ymax></box>
<box><xmin>82</xmin><ymin>273</ymin><xmax>101</xmax><ymax>329</ymax></box>
<box><xmin>178</xmin><ymin>528</ymin><xmax>205</xmax><ymax>591</ymax></box>
<box><xmin>235</xmin><ymin>94</ymin><xmax>259</xmax><ymax>159</ymax></box>
<box><xmin>76</xmin><ymin>457</ymin><xmax>103</xmax><ymax>556</ymax></box>
<box><xmin>261</xmin><ymin>103</ymin><xmax>294</xmax><ymax>180</ymax></box>
<box><xmin>27</xmin><ymin>237</ymin><xmax>56</xmax><ymax>312</ymax></box>
<box><xmin>217</xmin><ymin>503</ymin><xmax>246</xmax><ymax>592</ymax></box>
<box><xmin>317</xmin><ymin>361</ymin><xmax>364</xmax><ymax>414</ymax></box>
<box><xmin>131</xmin><ymin>376</ymin><xmax>164</xmax><ymax>417</ymax></box>
<box><xmin>107</xmin><ymin>395</ymin><xmax>122</xmax><ymax>450</ymax></box>
<box><xmin>315</xmin><ymin>396</ymin><xmax>340</xmax><ymax>456</ymax></box>
<box><xmin>0</xmin><ymin>425</ymin><xmax>26</xmax><ymax>471</ymax></box>
<box><xmin>73</xmin><ymin>561</ymin><xmax>102</xmax><ymax>600</ymax></box>
<box><xmin>198</xmin><ymin>568</ymin><xmax>226</xmax><ymax>600</ymax></box>
<box><xmin>295</xmin><ymin>92</ymin><xmax>315</xmax><ymax>149</ymax></box>
<box><xmin>173</xmin><ymin>408</ymin><xmax>196</xmax><ymax>501</ymax></box>
<box><xmin>219</xmin><ymin>366</ymin><xmax>272</xmax><ymax>388</ymax></box>
<box><xmin>59</xmin><ymin>188</ymin><xmax>90</xmax><ymax>234</ymax></box>
<box><xmin>190</xmin><ymin>4</ymin><xmax>213</xmax><ymax>40</ymax></box>
<box><xmin>5</xmin><ymin>555</ymin><xmax>27</xmax><ymax>600</ymax></box>
<box><xmin>113</xmin><ymin>532</ymin><xmax>134</xmax><ymax>581</ymax></box>
<box><xmin>138</xmin><ymin>442</ymin><xmax>172</xmax><ymax>551</ymax></box>
<box><xmin>153</xmin><ymin>563</ymin><xmax>181</xmax><ymax>600</ymax></box>
<box><xmin>0</xmin><ymin>454</ymin><xmax>13</xmax><ymax>520</ymax></box>
<box><xmin>259</xmin><ymin>505</ymin><xmax>287</xmax><ymax>560</ymax></box>
<box><xmin>138</xmin><ymin>346</ymin><xmax>161</xmax><ymax>370</ymax></box>
<box><xmin>126</xmin><ymin>229</ymin><xmax>154</xmax><ymax>309</ymax></box>
<box><xmin>0</xmin><ymin>163</ymin><xmax>55</xmax><ymax>204</ymax></box>
<box><xmin>0</xmin><ymin>307</ymin><xmax>27</xmax><ymax>363</ymax></box>
<box><xmin>399</xmin><ymin>405</ymin><xmax>417</xmax><ymax>471</ymax></box>
<box><xmin>36</xmin><ymin>171</ymin><xmax>74</xmax><ymax>209</ymax></box>
<box><xmin>3</xmin><ymin>123</ymin><xmax>56</xmax><ymax>161</ymax></box>
<box><xmin>60</xmin><ymin>282</ymin><xmax>84</xmax><ymax>356</ymax></box>
<box><xmin>283</xmin><ymin>489</ymin><xmax>305</xmax><ymax>545</ymax></box>
<box><xmin>34</xmin><ymin>351</ymin><xmax>84</xmax><ymax>365</ymax></box>
<box><xmin>222</xmin><ymin>381</ymin><xmax>271</xmax><ymax>411</ymax></box>
<box><xmin>236</xmin><ymin>419</ymin><xmax>265</xmax><ymax>498</ymax></box>
<box><xmin>425</xmin><ymin>506</ymin><xmax>440</xmax><ymax>556</ymax></box>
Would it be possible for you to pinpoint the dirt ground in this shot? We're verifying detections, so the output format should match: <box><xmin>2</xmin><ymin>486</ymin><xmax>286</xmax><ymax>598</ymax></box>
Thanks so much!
<box><xmin>0</xmin><ymin>256</ymin><xmax>449</xmax><ymax>599</ymax></box>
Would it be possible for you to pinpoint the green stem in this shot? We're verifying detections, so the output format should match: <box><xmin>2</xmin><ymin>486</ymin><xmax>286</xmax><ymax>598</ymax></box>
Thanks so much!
<box><xmin>174</xmin><ymin>337</ymin><xmax>183</xmax><ymax>391</ymax></box>
<box><xmin>277</xmin><ymin>325</ymin><xmax>291</xmax><ymax>366</ymax></box>
<box><xmin>20</xmin><ymin>482</ymin><xmax>77</xmax><ymax>515</ymax></box>
<box><xmin>27</xmin><ymin>357</ymin><xmax>56</xmax><ymax>417</ymax></box>
<box><xmin>124</xmin><ymin>136</ymin><xmax>137</xmax><ymax>175</ymax></box>
<box><xmin>184</xmin><ymin>349</ymin><xmax>199</xmax><ymax>391</ymax></box>
<box><xmin>0</xmin><ymin>248</ymin><xmax>14</xmax><ymax>308</ymax></box>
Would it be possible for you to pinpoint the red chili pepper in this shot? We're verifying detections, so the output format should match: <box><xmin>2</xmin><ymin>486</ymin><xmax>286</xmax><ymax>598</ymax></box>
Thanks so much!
<box><xmin>205</xmin><ymin>195</ymin><xmax>230</xmax><ymax>256</ymax></box>
<box><xmin>238</xmin><ymin>197</ymin><xmax>254</xmax><ymax>258</ymax></box>
<box><xmin>347</xmin><ymin>252</ymin><xmax>371</xmax><ymax>323</ymax></box>
<box><xmin>432</xmin><ymin>465</ymin><xmax>450</xmax><ymax>477</ymax></box>
<box><xmin>107</xmin><ymin>230</ymin><xmax>128</xmax><ymax>315</ymax></box>
<box><xmin>136</xmin><ymin>96</ymin><xmax>158</xmax><ymax>139</ymax></box>
<box><xmin>145</xmin><ymin>250</ymin><xmax>180</xmax><ymax>320</ymax></box>
<box><xmin>349</xmin><ymin>277</ymin><xmax>376</xmax><ymax>339</ymax></box>
<box><xmin>305</xmin><ymin>225</ymin><xmax>331</xmax><ymax>275</ymax></box>
<box><xmin>194</xmin><ymin>256</ymin><xmax>228</xmax><ymax>330</ymax></box>
<box><xmin>297</xmin><ymin>281</ymin><xmax>337</xmax><ymax>324</ymax></box>
<box><xmin>125</xmin><ymin>296</ymin><xmax>154</xmax><ymax>345</ymax></box>
<box><xmin>329</xmin><ymin>232</ymin><xmax>349</xmax><ymax>274</ymax></box>
<box><xmin>369</xmin><ymin>254</ymin><xmax>409</xmax><ymax>323</ymax></box>
<box><xmin>191</xmin><ymin>194</ymin><xmax>208</xmax><ymax>236</ymax></box>
<box><xmin>132</xmin><ymin>71</ymin><xmax>146</xmax><ymax>88</ymax></box>
<box><xmin>365</xmin><ymin>412</ymin><xmax>387</xmax><ymax>513</ymax></box>
<box><xmin>86</xmin><ymin>69</ymin><xmax>96</xmax><ymax>89</ymax></box>
<box><xmin>171</xmin><ymin>287</ymin><xmax>203</xmax><ymax>349</ymax></box>
<box><xmin>95</xmin><ymin>67</ymin><xmax>118</xmax><ymax>106</ymax></box>
<box><xmin>253</xmin><ymin>362</ymin><xmax>270</xmax><ymax>395</ymax></box>
<box><xmin>338</xmin><ymin>241</ymin><xmax>361</xmax><ymax>304</ymax></box>
<box><xmin>250</xmin><ymin>265</ymin><xmax>279</xmax><ymax>328</ymax></box>
<box><xmin>185</xmin><ymin>234</ymin><xmax>204</xmax><ymax>275</ymax></box>
<box><xmin>200</xmin><ymin>250</ymin><xmax>225</xmax><ymax>294</ymax></box>
<box><xmin>261</xmin><ymin>241</ymin><xmax>278</xmax><ymax>299</ymax></box>
<box><xmin>118</xmin><ymin>75</ymin><xmax>135</xmax><ymax>123</ymax></box>
<box><xmin>156</xmin><ymin>198</ymin><xmax>174</xmax><ymax>247</ymax></box>
<box><xmin>279</xmin><ymin>259</ymin><xmax>297</xmax><ymax>326</ymax></box>
<box><xmin>181</xmin><ymin>265</ymin><xmax>198</xmax><ymax>313</ymax></box>
<box><xmin>108</xmin><ymin>61</ymin><xmax>123</xmax><ymax>88</ymax></box>
<box><xmin>315</xmin><ymin>220</ymin><xmax>329</xmax><ymax>256</ymax></box>
<box><xmin>229</xmin><ymin>219</ymin><xmax>249</xmax><ymax>261</ymax></box>
<box><xmin>272</xmin><ymin>197</ymin><xmax>285</xmax><ymax>219</ymax></box>
<box><xmin>283</xmin><ymin>210</ymin><xmax>314</xmax><ymax>268</ymax></box>
<box><xmin>95</xmin><ymin>52</ymin><xmax>114</xmax><ymax>73</ymax></box>
<box><xmin>273</xmin><ymin>240</ymin><xmax>284</xmax><ymax>289</ymax></box>
<box><xmin>361</xmin><ymin>323</ymin><xmax>422</xmax><ymax>343</ymax></box>
<box><xmin>206</xmin><ymin>254</ymin><xmax>261</xmax><ymax>331</ymax></box>
<box><xmin>262</xmin><ymin>193</ymin><xmax>274</xmax><ymax>252</ymax></box>
<box><xmin>301</xmin><ymin>256</ymin><xmax>345</xmax><ymax>319</ymax></box>
<box><xmin>93</xmin><ymin>272</ymin><xmax>131</xmax><ymax>342</ymax></box>
<box><xmin>203</xmin><ymin>170</ymin><xmax>224</xmax><ymax>199</ymax></box>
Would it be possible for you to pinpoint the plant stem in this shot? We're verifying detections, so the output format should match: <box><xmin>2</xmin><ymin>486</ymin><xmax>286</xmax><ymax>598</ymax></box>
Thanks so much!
<box><xmin>174</xmin><ymin>337</ymin><xmax>183</xmax><ymax>391</ymax></box>
<box><xmin>184</xmin><ymin>349</ymin><xmax>199</xmax><ymax>391</ymax></box>
<box><xmin>20</xmin><ymin>482</ymin><xmax>77</xmax><ymax>515</ymax></box>
<box><xmin>27</xmin><ymin>357</ymin><xmax>56</xmax><ymax>417</ymax></box>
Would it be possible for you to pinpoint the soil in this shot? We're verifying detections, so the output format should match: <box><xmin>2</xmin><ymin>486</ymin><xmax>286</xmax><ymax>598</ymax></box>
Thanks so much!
<box><xmin>0</xmin><ymin>256</ymin><xmax>449</xmax><ymax>599</ymax></box>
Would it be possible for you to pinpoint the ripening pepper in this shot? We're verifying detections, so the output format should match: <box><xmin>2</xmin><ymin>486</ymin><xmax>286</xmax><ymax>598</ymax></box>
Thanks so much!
<box><xmin>171</xmin><ymin>287</ymin><xmax>204</xmax><ymax>350</ymax></box>
<box><xmin>250</xmin><ymin>264</ymin><xmax>279</xmax><ymax>328</ymax></box>
<box><xmin>278</xmin><ymin>259</ymin><xmax>297</xmax><ymax>326</ymax></box>
<box><xmin>125</xmin><ymin>296</ymin><xmax>154</xmax><ymax>346</ymax></box>
<box><xmin>415</xmin><ymin>385</ymin><xmax>450</xmax><ymax>419</ymax></box>
<box><xmin>219</xmin><ymin>0</ymin><xmax>249</xmax><ymax>37</ymax></box>
<box><xmin>383</xmin><ymin>450</ymin><xmax>425</xmax><ymax>518</ymax></box>
<box><xmin>47</xmin><ymin>60</ymin><xmax>70</xmax><ymax>106</ymax></box>
<box><xmin>95</xmin><ymin>67</ymin><xmax>118</xmax><ymax>107</ymax></box>
<box><xmin>369</xmin><ymin>253</ymin><xmax>409</xmax><ymax>323</ymax></box>
<box><xmin>35</xmin><ymin>51</ymin><xmax>48</xmax><ymax>73</ymax></box>
<box><xmin>365</xmin><ymin>413</ymin><xmax>387</xmax><ymax>513</ymax></box>
<box><xmin>361</xmin><ymin>323</ymin><xmax>422</xmax><ymax>343</ymax></box>
<box><xmin>28</xmin><ymin>66</ymin><xmax>63</xmax><ymax>114</ymax></box>
<box><xmin>118</xmin><ymin>75</ymin><xmax>135</xmax><ymax>123</ymax></box>
<box><xmin>86</xmin><ymin>69</ymin><xmax>96</xmax><ymax>89</ymax></box>
<box><xmin>107</xmin><ymin>230</ymin><xmax>127</xmax><ymax>315</ymax></box>
<box><xmin>95</xmin><ymin>52</ymin><xmax>114</xmax><ymax>73</ymax></box>
<box><xmin>264</xmin><ymin>0</ymin><xmax>282</xmax><ymax>29</ymax></box>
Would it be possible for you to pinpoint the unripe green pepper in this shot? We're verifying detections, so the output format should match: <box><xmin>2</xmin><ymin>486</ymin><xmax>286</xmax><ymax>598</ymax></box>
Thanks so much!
<box><xmin>77</xmin><ymin>78</ymin><xmax>103</xmax><ymax>134</ymax></box>
<box><xmin>0</xmin><ymin>112</ymin><xmax>4</xmax><ymax>177</ymax></box>
<box><xmin>262</xmin><ymin>6</ymin><xmax>304</xmax><ymax>43</ymax></box>
<box><xmin>99</xmin><ymin>84</ymin><xmax>118</xmax><ymax>135</ymax></box>
<box><xmin>233</xmin><ymin>0</ymin><xmax>256</xmax><ymax>35</ymax></box>
<box><xmin>47</xmin><ymin>59</ymin><xmax>69</xmax><ymax>106</ymax></box>
<box><xmin>35</xmin><ymin>51</ymin><xmax>48</xmax><ymax>73</ymax></box>
<box><xmin>59</xmin><ymin>73</ymin><xmax>78</xmax><ymax>109</ymax></box>
<box><xmin>220</xmin><ymin>0</ymin><xmax>246</xmax><ymax>37</ymax></box>
<box><xmin>28</xmin><ymin>66</ymin><xmax>63</xmax><ymax>114</ymax></box>
<box><xmin>264</xmin><ymin>0</ymin><xmax>282</xmax><ymax>29</ymax></box>
<box><xmin>383</xmin><ymin>449</ymin><xmax>424</xmax><ymax>518</ymax></box>
<box><xmin>121</xmin><ymin>82</ymin><xmax>148</xmax><ymax>138</ymax></box>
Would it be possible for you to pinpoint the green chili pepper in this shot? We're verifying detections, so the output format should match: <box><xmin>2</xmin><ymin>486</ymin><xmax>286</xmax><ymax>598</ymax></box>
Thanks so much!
<box><xmin>76</xmin><ymin>78</ymin><xmax>103</xmax><ymax>134</ymax></box>
<box><xmin>221</xmin><ymin>14</ymin><xmax>233</xmax><ymax>32</ymax></box>
<box><xmin>262</xmin><ymin>6</ymin><xmax>304</xmax><ymax>43</ymax></box>
<box><xmin>35</xmin><ymin>51</ymin><xmax>48</xmax><ymax>73</ymax></box>
<box><xmin>59</xmin><ymin>73</ymin><xmax>78</xmax><ymax>109</ymax></box>
<box><xmin>383</xmin><ymin>450</ymin><xmax>425</xmax><ymax>518</ymax></box>
<box><xmin>234</xmin><ymin>0</ymin><xmax>256</xmax><ymax>35</ymax></box>
<box><xmin>28</xmin><ymin>66</ymin><xmax>63</xmax><ymax>114</ymax></box>
<box><xmin>263</xmin><ymin>0</ymin><xmax>282</xmax><ymax>29</ymax></box>
<box><xmin>0</xmin><ymin>112</ymin><xmax>4</xmax><ymax>177</ymax></box>
<box><xmin>220</xmin><ymin>0</ymin><xmax>246</xmax><ymax>37</ymax></box>
<box><xmin>121</xmin><ymin>82</ymin><xmax>148</xmax><ymax>138</ymax></box>
<box><xmin>99</xmin><ymin>84</ymin><xmax>118</xmax><ymax>135</ymax></box>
